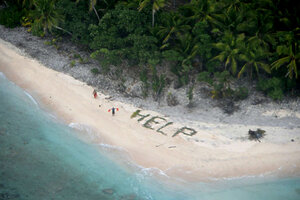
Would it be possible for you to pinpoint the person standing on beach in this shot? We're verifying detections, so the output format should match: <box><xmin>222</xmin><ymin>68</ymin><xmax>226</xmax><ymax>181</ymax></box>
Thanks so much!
<box><xmin>108</xmin><ymin>107</ymin><xmax>119</xmax><ymax>116</ymax></box>
<box><xmin>93</xmin><ymin>89</ymin><xmax>97</xmax><ymax>98</ymax></box>
<box><xmin>112</xmin><ymin>107</ymin><xmax>115</xmax><ymax>116</ymax></box>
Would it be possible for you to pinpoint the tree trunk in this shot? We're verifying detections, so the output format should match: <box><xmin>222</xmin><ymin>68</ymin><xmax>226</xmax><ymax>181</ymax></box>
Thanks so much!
<box><xmin>54</xmin><ymin>25</ymin><xmax>72</xmax><ymax>36</ymax></box>
<box><xmin>43</xmin><ymin>26</ymin><xmax>48</xmax><ymax>37</ymax></box>
<box><xmin>93</xmin><ymin>6</ymin><xmax>101</xmax><ymax>23</ymax></box>
<box><xmin>152</xmin><ymin>9</ymin><xmax>155</xmax><ymax>27</ymax></box>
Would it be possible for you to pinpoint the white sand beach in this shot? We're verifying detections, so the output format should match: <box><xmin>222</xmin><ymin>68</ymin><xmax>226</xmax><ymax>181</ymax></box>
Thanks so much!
<box><xmin>1</xmin><ymin>38</ymin><xmax>300</xmax><ymax>182</ymax></box>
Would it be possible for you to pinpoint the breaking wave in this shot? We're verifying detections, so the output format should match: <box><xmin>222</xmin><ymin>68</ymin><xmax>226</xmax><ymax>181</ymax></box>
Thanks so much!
<box><xmin>24</xmin><ymin>91</ymin><xmax>38</xmax><ymax>105</ymax></box>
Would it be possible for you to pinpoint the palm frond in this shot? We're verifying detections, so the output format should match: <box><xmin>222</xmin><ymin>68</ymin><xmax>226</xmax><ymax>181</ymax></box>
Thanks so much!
<box><xmin>238</xmin><ymin>63</ymin><xmax>248</xmax><ymax>78</ymax></box>
<box><xmin>271</xmin><ymin>56</ymin><xmax>290</xmax><ymax>70</ymax></box>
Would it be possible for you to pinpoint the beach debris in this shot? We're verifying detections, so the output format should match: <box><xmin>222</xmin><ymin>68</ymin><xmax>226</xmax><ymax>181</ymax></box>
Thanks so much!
<box><xmin>248</xmin><ymin>129</ymin><xmax>266</xmax><ymax>142</ymax></box>
<box><xmin>105</xmin><ymin>96</ymin><xmax>112</xmax><ymax>100</ymax></box>
<box><xmin>155</xmin><ymin>143</ymin><xmax>165</xmax><ymax>147</ymax></box>
<box><xmin>168</xmin><ymin>146</ymin><xmax>176</xmax><ymax>148</ymax></box>
<box><xmin>291</xmin><ymin>139</ymin><xmax>294</xmax><ymax>142</ymax></box>
<box><xmin>102</xmin><ymin>188</ymin><xmax>115</xmax><ymax>195</ymax></box>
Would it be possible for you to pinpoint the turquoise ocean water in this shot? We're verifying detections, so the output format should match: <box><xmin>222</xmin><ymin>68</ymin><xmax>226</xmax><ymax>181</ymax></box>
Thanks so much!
<box><xmin>1</xmin><ymin>71</ymin><xmax>300</xmax><ymax>200</ymax></box>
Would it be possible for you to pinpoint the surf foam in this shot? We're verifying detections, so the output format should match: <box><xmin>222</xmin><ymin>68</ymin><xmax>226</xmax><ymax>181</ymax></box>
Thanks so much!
<box><xmin>24</xmin><ymin>91</ymin><xmax>38</xmax><ymax>105</ymax></box>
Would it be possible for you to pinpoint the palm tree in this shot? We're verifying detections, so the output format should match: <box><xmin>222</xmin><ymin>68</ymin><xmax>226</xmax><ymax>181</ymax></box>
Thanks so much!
<box><xmin>18</xmin><ymin>0</ymin><xmax>34</xmax><ymax>8</ymax></box>
<box><xmin>157</xmin><ymin>12</ymin><xmax>190</xmax><ymax>46</ymax></box>
<box><xmin>175</xmin><ymin>33</ymin><xmax>199</xmax><ymax>67</ymax></box>
<box><xmin>246</xmin><ymin>1</ymin><xmax>276</xmax><ymax>51</ymax></box>
<box><xmin>180</xmin><ymin>0</ymin><xmax>218</xmax><ymax>26</ymax></box>
<box><xmin>138</xmin><ymin>0</ymin><xmax>167</xmax><ymax>27</ymax></box>
<box><xmin>238</xmin><ymin>46</ymin><xmax>271</xmax><ymax>78</ymax></box>
<box><xmin>76</xmin><ymin>0</ymin><xmax>100</xmax><ymax>23</ymax></box>
<box><xmin>117</xmin><ymin>0</ymin><xmax>140</xmax><ymax>9</ymax></box>
<box><xmin>224</xmin><ymin>0</ymin><xmax>248</xmax><ymax>13</ymax></box>
<box><xmin>271</xmin><ymin>42</ymin><xmax>299</xmax><ymax>79</ymax></box>
<box><xmin>211</xmin><ymin>31</ymin><xmax>245</xmax><ymax>75</ymax></box>
<box><xmin>31</xmin><ymin>0</ymin><xmax>65</xmax><ymax>35</ymax></box>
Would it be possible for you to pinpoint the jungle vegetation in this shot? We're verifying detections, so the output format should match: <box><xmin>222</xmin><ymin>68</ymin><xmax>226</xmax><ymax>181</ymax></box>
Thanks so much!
<box><xmin>0</xmin><ymin>0</ymin><xmax>299</xmax><ymax>100</ymax></box>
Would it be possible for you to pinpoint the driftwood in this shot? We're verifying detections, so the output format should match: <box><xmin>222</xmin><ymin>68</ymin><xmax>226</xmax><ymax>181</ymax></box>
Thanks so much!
<box><xmin>248</xmin><ymin>129</ymin><xmax>266</xmax><ymax>142</ymax></box>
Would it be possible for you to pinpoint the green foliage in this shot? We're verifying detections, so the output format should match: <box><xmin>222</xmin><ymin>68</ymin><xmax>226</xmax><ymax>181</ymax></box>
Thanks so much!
<box><xmin>130</xmin><ymin>109</ymin><xmax>141</xmax><ymax>119</ymax></box>
<box><xmin>44</xmin><ymin>38</ymin><xmax>60</xmax><ymax>49</ymax></box>
<box><xmin>192</xmin><ymin>21</ymin><xmax>213</xmax><ymax>61</ymax></box>
<box><xmin>198</xmin><ymin>70</ymin><xmax>248</xmax><ymax>100</ymax></box>
<box><xmin>56</xmin><ymin>0</ymin><xmax>97</xmax><ymax>44</ymax></box>
<box><xmin>234</xmin><ymin>87</ymin><xmax>248</xmax><ymax>100</ymax></box>
<box><xmin>31</xmin><ymin>20</ymin><xmax>44</xmax><ymax>36</ymax></box>
<box><xmin>238</xmin><ymin>45</ymin><xmax>271</xmax><ymax>79</ymax></box>
<box><xmin>187</xmin><ymin>85</ymin><xmax>194</xmax><ymax>103</ymax></box>
<box><xmin>271</xmin><ymin>39</ymin><xmax>299</xmax><ymax>79</ymax></box>
<box><xmin>211</xmin><ymin>71</ymin><xmax>233</xmax><ymax>99</ymax></box>
<box><xmin>138</xmin><ymin>0</ymin><xmax>167</xmax><ymax>27</ymax></box>
<box><xmin>90</xmin><ymin>68</ymin><xmax>100</xmax><ymax>75</ymax></box>
<box><xmin>2</xmin><ymin>0</ymin><xmax>299</xmax><ymax>98</ymax></box>
<box><xmin>0</xmin><ymin>6</ymin><xmax>24</xmax><ymax>28</ymax></box>
<box><xmin>158</xmin><ymin>12</ymin><xmax>191</xmax><ymax>46</ymax></box>
<box><xmin>89</xmin><ymin>5</ymin><xmax>159</xmax><ymax>66</ymax></box>
<box><xmin>211</xmin><ymin>31</ymin><xmax>245</xmax><ymax>75</ymax></box>
<box><xmin>150</xmin><ymin>65</ymin><xmax>165</xmax><ymax>98</ymax></box>
<box><xmin>30</xmin><ymin>0</ymin><xmax>64</xmax><ymax>35</ymax></box>
<box><xmin>257</xmin><ymin>77</ymin><xmax>284</xmax><ymax>100</ymax></box>
<box><xmin>70</xmin><ymin>60</ymin><xmax>76</xmax><ymax>67</ymax></box>
<box><xmin>140</xmin><ymin>68</ymin><xmax>149</xmax><ymax>98</ymax></box>
<box><xmin>197</xmin><ymin>71</ymin><xmax>212</xmax><ymax>85</ymax></box>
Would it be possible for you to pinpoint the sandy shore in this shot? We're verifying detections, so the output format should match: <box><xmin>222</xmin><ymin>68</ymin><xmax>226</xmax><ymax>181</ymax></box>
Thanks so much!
<box><xmin>1</xmin><ymin>38</ymin><xmax>300</xmax><ymax>182</ymax></box>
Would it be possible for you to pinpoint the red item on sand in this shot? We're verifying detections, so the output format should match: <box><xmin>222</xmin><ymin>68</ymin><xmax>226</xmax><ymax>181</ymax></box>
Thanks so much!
<box><xmin>108</xmin><ymin>108</ymin><xmax>119</xmax><ymax>112</ymax></box>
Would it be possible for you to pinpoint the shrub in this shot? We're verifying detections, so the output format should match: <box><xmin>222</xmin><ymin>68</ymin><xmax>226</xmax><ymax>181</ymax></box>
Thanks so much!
<box><xmin>187</xmin><ymin>85</ymin><xmax>194</xmax><ymax>104</ymax></box>
<box><xmin>197</xmin><ymin>71</ymin><xmax>212</xmax><ymax>85</ymax></box>
<box><xmin>234</xmin><ymin>87</ymin><xmax>248</xmax><ymax>100</ymax></box>
<box><xmin>89</xmin><ymin>5</ymin><xmax>159</xmax><ymax>66</ymax></box>
<box><xmin>140</xmin><ymin>68</ymin><xmax>149</xmax><ymax>98</ymax></box>
<box><xmin>211</xmin><ymin>71</ymin><xmax>232</xmax><ymax>99</ymax></box>
<box><xmin>56</xmin><ymin>0</ymin><xmax>97</xmax><ymax>44</ymax></box>
<box><xmin>91</xmin><ymin>68</ymin><xmax>99</xmax><ymax>75</ymax></box>
<box><xmin>70</xmin><ymin>60</ymin><xmax>76</xmax><ymax>67</ymax></box>
<box><xmin>257</xmin><ymin>77</ymin><xmax>284</xmax><ymax>100</ymax></box>
<box><xmin>31</xmin><ymin>20</ymin><xmax>44</xmax><ymax>36</ymax></box>
<box><xmin>0</xmin><ymin>6</ymin><xmax>24</xmax><ymax>28</ymax></box>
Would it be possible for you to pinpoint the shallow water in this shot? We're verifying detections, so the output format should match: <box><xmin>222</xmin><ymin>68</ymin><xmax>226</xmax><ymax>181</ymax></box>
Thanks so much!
<box><xmin>1</xmin><ymin>72</ymin><xmax>300</xmax><ymax>200</ymax></box>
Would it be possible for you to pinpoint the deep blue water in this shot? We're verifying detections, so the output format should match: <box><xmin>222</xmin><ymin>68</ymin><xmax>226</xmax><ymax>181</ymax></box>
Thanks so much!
<box><xmin>1</xmin><ymin>71</ymin><xmax>300</xmax><ymax>200</ymax></box>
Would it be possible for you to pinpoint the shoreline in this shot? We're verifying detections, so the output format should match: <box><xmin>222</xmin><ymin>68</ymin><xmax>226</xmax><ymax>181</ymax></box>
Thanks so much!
<box><xmin>1</xmin><ymin>37</ymin><xmax>300</xmax><ymax>182</ymax></box>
